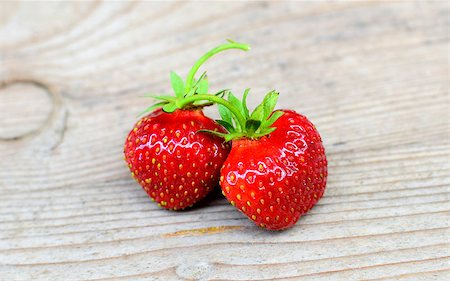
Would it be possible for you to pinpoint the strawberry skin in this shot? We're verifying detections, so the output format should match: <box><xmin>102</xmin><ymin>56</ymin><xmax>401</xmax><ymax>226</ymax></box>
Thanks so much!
<box><xmin>124</xmin><ymin>109</ymin><xmax>230</xmax><ymax>210</ymax></box>
<box><xmin>220</xmin><ymin>110</ymin><xmax>327</xmax><ymax>230</ymax></box>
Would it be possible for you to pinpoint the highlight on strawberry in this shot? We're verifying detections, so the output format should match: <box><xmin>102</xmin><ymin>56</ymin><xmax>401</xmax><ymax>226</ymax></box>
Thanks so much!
<box><xmin>124</xmin><ymin>40</ymin><xmax>250</xmax><ymax>210</ymax></box>
<box><xmin>195</xmin><ymin>90</ymin><xmax>328</xmax><ymax>230</ymax></box>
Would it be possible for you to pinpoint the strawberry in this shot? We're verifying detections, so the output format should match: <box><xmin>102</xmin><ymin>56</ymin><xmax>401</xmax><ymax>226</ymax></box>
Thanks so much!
<box><xmin>124</xmin><ymin>40</ymin><xmax>250</xmax><ymax>210</ymax></box>
<box><xmin>203</xmin><ymin>91</ymin><xmax>327</xmax><ymax>230</ymax></box>
<box><xmin>124</xmin><ymin>108</ymin><xmax>230</xmax><ymax>210</ymax></box>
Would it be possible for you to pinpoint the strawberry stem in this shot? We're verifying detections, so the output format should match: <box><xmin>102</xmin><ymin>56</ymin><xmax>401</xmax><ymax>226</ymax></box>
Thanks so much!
<box><xmin>184</xmin><ymin>40</ymin><xmax>250</xmax><ymax>93</ymax></box>
<box><xmin>178</xmin><ymin>94</ymin><xmax>247</xmax><ymax>129</ymax></box>
<box><xmin>141</xmin><ymin>40</ymin><xmax>250</xmax><ymax>116</ymax></box>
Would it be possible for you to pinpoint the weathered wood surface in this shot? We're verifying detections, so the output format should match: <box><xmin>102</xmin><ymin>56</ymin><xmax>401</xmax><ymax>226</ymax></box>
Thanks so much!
<box><xmin>0</xmin><ymin>1</ymin><xmax>449</xmax><ymax>280</ymax></box>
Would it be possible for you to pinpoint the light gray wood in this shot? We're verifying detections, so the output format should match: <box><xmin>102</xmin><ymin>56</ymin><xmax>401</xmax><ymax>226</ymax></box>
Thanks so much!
<box><xmin>0</xmin><ymin>1</ymin><xmax>449</xmax><ymax>280</ymax></box>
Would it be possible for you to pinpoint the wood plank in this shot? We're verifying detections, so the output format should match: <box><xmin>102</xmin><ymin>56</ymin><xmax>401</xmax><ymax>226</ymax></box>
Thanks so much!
<box><xmin>0</xmin><ymin>1</ymin><xmax>448</xmax><ymax>280</ymax></box>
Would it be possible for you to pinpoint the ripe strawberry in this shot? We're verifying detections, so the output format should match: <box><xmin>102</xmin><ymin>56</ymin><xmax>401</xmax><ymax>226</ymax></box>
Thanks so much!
<box><xmin>124</xmin><ymin>40</ymin><xmax>250</xmax><ymax>210</ymax></box>
<box><xmin>205</xmin><ymin>91</ymin><xmax>327</xmax><ymax>230</ymax></box>
<box><xmin>125</xmin><ymin>109</ymin><xmax>230</xmax><ymax>209</ymax></box>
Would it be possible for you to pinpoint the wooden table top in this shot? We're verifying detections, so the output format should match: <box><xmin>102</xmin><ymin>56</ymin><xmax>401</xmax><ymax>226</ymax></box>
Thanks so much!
<box><xmin>1</xmin><ymin>1</ymin><xmax>449</xmax><ymax>280</ymax></box>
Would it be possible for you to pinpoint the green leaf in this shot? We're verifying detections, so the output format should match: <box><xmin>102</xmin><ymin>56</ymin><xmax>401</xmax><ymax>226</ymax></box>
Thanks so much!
<box><xmin>197</xmin><ymin>129</ymin><xmax>228</xmax><ymax>139</ymax></box>
<box><xmin>218</xmin><ymin>104</ymin><xmax>232</xmax><ymax>124</ymax></box>
<box><xmin>199</xmin><ymin>129</ymin><xmax>246</xmax><ymax>142</ymax></box>
<box><xmin>162</xmin><ymin>103</ymin><xmax>178</xmax><ymax>113</ymax></box>
<box><xmin>185</xmin><ymin>87</ymin><xmax>196</xmax><ymax>97</ymax></box>
<box><xmin>250</xmin><ymin>90</ymin><xmax>279</xmax><ymax>122</ymax></box>
<box><xmin>245</xmin><ymin>119</ymin><xmax>261</xmax><ymax>133</ymax></box>
<box><xmin>224</xmin><ymin>132</ymin><xmax>246</xmax><ymax>142</ymax></box>
<box><xmin>214</xmin><ymin>89</ymin><xmax>228</xmax><ymax>98</ymax></box>
<box><xmin>185</xmin><ymin>72</ymin><xmax>207</xmax><ymax>97</ymax></box>
<box><xmin>250</xmin><ymin>102</ymin><xmax>264</xmax><ymax>121</ymax></box>
<box><xmin>253</xmin><ymin>127</ymin><xmax>277</xmax><ymax>138</ymax></box>
<box><xmin>228</xmin><ymin>92</ymin><xmax>241</xmax><ymax>110</ymax></box>
<box><xmin>144</xmin><ymin>94</ymin><xmax>178</xmax><ymax>102</ymax></box>
<box><xmin>263</xmin><ymin>91</ymin><xmax>279</xmax><ymax>120</ymax></box>
<box><xmin>170</xmin><ymin>71</ymin><xmax>184</xmax><ymax>98</ymax></box>
<box><xmin>227</xmin><ymin>92</ymin><xmax>244</xmax><ymax>130</ymax></box>
<box><xmin>216</xmin><ymin>120</ymin><xmax>235</xmax><ymax>133</ymax></box>
<box><xmin>264</xmin><ymin>110</ymin><xmax>284</xmax><ymax>127</ymax></box>
<box><xmin>193</xmin><ymin>72</ymin><xmax>206</xmax><ymax>87</ymax></box>
<box><xmin>242</xmin><ymin>88</ymin><xmax>250</xmax><ymax>118</ymax></box>
<box><xmin>138</xmin><ymin>101</ymin><xmax>167</xmax><ymax>117</ymax></box>
<box><xmin>196</xmin><ymin>76</ymin><xmax>209</xmax><ymax>95</ymax></box>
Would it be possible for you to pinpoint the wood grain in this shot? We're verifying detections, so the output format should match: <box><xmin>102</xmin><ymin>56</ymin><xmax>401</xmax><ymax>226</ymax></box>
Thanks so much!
<box><xmin>0</xmin><ymin>1</ymin><xmax>449</xmax><ymax>280</ymax></box>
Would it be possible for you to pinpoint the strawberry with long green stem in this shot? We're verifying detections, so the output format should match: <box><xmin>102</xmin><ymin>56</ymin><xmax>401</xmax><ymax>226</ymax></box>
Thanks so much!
<box><xmin>124</xmin><ymin>40</ymin><xmax>250</xmax><ymax>210</ymax></box>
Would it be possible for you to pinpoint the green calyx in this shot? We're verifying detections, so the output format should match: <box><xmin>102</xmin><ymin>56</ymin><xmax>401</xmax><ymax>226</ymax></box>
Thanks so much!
<box><xmin>140</xmin><ymin>39</ymin><xmax>250</xmax><ymax>115</ymax></box>
<box><xmin>198</xmin><ymin>89</ymin><xmax>284</xmax><ymax>141</ymax></box>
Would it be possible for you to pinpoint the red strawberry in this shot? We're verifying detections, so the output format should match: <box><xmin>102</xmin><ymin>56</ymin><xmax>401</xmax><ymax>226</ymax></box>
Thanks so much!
<box><xmin>124</xmin><ymin>109</ymin><xmax>230</xmax><ymax>209</ymax></box>
<box><xmin>124</xmin><ymin>40</ymin><xmax>250</xmax><ymax>210</ymax></box>
<box><xmin>205</xmin><ymin>91</ymin><xmax>327</xmax><ymax>230</ymax></box>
